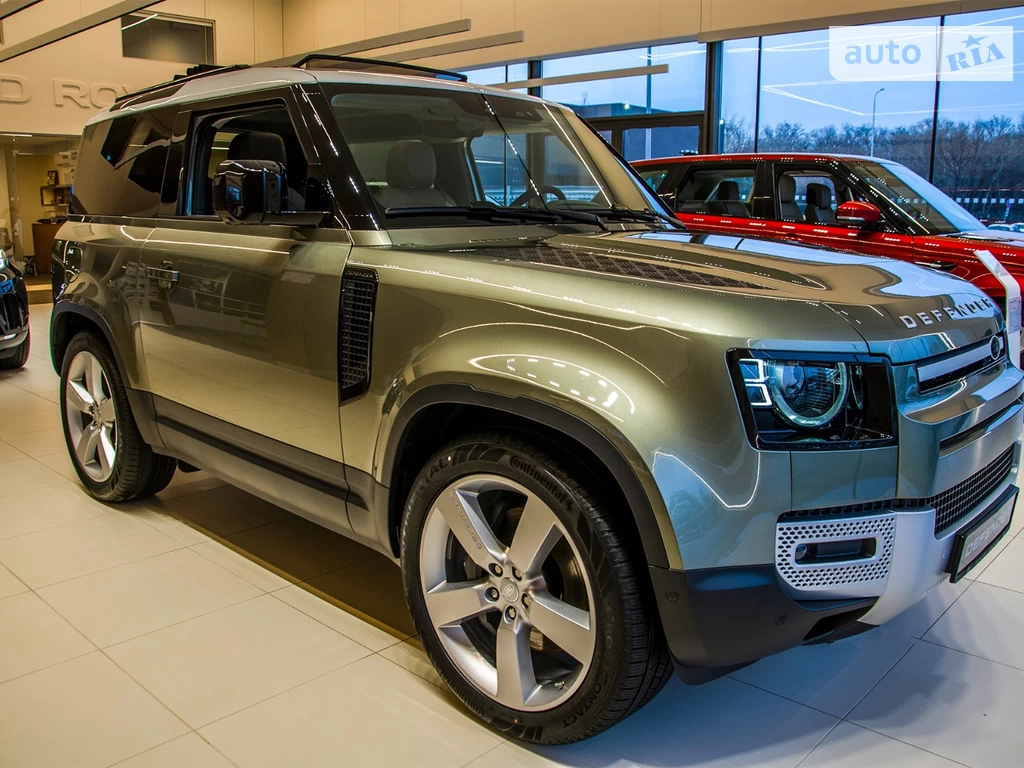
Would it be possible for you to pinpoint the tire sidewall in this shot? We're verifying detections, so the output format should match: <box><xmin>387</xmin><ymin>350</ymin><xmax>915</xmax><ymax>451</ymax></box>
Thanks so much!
<box><xmin>59</xmin><ymin>333</ymin><xmax>131</xmax><ymax>499</ymax></box>
<box><xmin>401</xmin><ymin>437</ymin><xmax>629</xmax><ymax>743</ymax></box>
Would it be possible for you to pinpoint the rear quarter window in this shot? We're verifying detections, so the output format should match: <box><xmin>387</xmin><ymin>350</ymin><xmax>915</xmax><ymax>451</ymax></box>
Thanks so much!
<box><xmin>71</xmin><ymin>107</ymin><xmax>176</xmax><ymax>217</ymax></box>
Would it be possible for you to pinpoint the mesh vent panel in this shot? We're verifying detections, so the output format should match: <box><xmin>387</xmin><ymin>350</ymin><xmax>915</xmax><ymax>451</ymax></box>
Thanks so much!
<box><xmin>776</xmin><ymin>515</ymin><xmax>895</xmax><ymax>592</ymax></box>
<box><xmin>339</xmin><ymin>269</ymin><xmax>377</xmax><ymax>398</ymax></box>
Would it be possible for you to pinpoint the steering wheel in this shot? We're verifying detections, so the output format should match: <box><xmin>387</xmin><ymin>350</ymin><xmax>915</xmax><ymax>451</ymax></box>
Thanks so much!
<box><xmin>511</xmin><ymin>185</ymin><xmax>567</xmax><ymax>208</ymax></box>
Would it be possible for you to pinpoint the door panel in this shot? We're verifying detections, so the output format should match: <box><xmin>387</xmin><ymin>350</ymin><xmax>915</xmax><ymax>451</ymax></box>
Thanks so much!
<box><xmin>138</xmin><ymin>223</ymin><xmax>352</xmax><ymax>461</ymax></box>
<box><xmin>762</xmin><ymin>163</ymin><xmax>916</xmax><ymax>263</ymax></box>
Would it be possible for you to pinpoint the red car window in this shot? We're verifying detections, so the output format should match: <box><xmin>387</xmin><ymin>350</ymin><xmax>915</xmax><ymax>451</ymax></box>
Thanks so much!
<box><xmin>676</xmin><ymin>166</ymin><xmax>756</xmax><ymax>217</ymax></box>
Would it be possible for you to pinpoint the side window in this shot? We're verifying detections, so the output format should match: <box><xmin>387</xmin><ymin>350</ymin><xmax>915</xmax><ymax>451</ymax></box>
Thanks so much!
<box><xmin>674</xmin><ymin>166</ymin><xmax>756</xmax><ymax>217</ymax></box>
<box><xmin>188</xmin><ymin>104</ymin><xmax>311</xmax><ymax>216</ymax></box>
<box><xmin>71</xmin><ymin>107</ymin><xmax>177</xmax><ymax>217</ymax></box>
<box><xmin>637</xmin><ymin>166</ymin><xmax>670</xmax><ymax>192</ymax></box>
<box><xmin>775</xmin><ymin>169</ymin><xmax>859</xmax><ymax>225</ymax></box>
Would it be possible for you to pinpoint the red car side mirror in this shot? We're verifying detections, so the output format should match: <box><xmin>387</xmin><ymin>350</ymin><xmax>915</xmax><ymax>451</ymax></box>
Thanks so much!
<box><xmin>836</xmin><ymin>201</ymin><xmax>882</xmax><ymax>228</ymax></box>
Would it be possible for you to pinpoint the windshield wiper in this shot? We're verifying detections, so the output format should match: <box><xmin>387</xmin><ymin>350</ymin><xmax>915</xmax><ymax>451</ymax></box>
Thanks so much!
<box><xmin>587</xmin><ymin>205</ymin><xmax>685</xmax><ymax>230</ymax></box>
<box><xmin>384</xmin><ymin>204</ymin><xmax>608</xmax><ymax>230</ymax></box>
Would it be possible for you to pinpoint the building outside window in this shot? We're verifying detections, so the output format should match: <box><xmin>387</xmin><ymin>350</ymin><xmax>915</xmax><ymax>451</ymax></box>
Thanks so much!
<box><xmin>121</xmin><ymin>12</ymin><xmax>215</xmax><ymax>65</ymax></box>
<box><xmin>755</xmin><ymin>21</ymin><xmax>938</xmax><ymax>178</ymax></box>
<box><xmin>933</xmin><ymin>7</ymin><xmax>1024</xmax><ymax>224</ymax></box>
<box><xmin>713</xmin><ymin>7</ymin><xmax>1023</xmax><ymax>223</ymax></box>
<box><xmin>719</xmin><ymin>38</ymin><xmax>758</xmax><ymax>152</ymax></box>
<box><xmin>460</xmin><ymin>63</ymin><xmax>529</xmax><ymax>88</ymax></box>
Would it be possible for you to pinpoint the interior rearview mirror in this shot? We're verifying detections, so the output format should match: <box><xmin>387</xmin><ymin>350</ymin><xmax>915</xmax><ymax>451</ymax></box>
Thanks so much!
<box><xmin>836</xmin><ymin>200</ymin><xmax>882</xmax><ymax>230</ymax></box>
<box><xmin>212</xmin><ymin>160</ymin><xmax>328</xmax><ymax>226</ymax></box>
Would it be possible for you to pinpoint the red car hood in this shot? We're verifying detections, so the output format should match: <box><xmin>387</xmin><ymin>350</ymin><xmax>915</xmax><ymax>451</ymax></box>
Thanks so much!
<box><xmin>940</xmin><ymin>229</ymin><xmax>1024</xmax><ymax>251</ymax></box>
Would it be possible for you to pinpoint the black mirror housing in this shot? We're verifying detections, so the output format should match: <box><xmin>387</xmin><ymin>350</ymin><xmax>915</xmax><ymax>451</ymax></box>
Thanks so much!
<box><xmin>212</xmin><ymin>159</ymin><xmax>286</xmax><ymax>225</ymax></box>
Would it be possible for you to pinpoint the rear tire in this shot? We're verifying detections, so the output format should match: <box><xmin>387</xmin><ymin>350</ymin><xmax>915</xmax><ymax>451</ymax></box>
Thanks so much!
<box><xmin>0</xmin><ymin>328</ymin><xmax>30</xmax><ymax>370</ymax></box>
<box><xmin>60</xmin><ymin>332</ymin><xmax>176</xmax><ymax>501</ymax></box>
<box><xmin>401</xmin><ymin>431</ymin><xmax>671</xmax><ymax>744</ymax></box>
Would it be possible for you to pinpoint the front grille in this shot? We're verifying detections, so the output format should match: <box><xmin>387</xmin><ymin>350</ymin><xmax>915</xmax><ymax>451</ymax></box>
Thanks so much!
<box><xmin>0</xmin><ymin>293</ymin><xmax>25</xmax><ymax>335</ymax></box>
<box><xmin>781</xmin><ymin>446</ymin><xmax>1015</xmax><ymax>535</ymax></box>
<box><xmin>915</xmin><ymin>446</ymin><xmax>1015</xmax><ymax>534</ymax></box>
<box><xmin>776</xmin><ymin>514</ymin><xmax>896</xmax><ymax>593</ymax></box>
<box><xmin>338</xmin><ymin>268</ymin><xmax>377</xmax><ymax>400</ymax></box>
<box><xmin>917</xmin><ymin>335</ymin><xmax>1004</xmax><ymax>393</ymax></box>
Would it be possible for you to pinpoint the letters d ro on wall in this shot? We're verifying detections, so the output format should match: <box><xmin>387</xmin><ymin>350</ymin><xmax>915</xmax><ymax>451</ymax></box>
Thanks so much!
<box><xmin>0</xmin><ymin>75</ymin><xmax>128</xmax><ymax>108</ymax></box>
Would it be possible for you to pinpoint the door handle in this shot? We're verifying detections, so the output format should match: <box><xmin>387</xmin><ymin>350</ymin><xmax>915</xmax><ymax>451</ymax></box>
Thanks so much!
<box><xmin>914</xmin><ymin>260</ymin><xmax>957</xmax><ymax>272</ymax></box>
<box><xmin>147</xmin><ymin>261</ymin><xmax>179</xmax><ymax>287</ymax></box>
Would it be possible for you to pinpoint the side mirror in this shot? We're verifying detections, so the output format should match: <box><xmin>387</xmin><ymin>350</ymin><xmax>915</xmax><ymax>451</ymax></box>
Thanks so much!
<box><xmin>212</xmin><ymin>159</ymin><xmax>286</xmax><ymax>225</ymax></box>
<box><xmin>212</xmin><ymin>160</ymin><xmax>328</xmax><ymax>226</ymax></box>
<box><xmin>836</xmin><ymin>201</ymin><xmax>882</xmax><ymax>229</ymax></box>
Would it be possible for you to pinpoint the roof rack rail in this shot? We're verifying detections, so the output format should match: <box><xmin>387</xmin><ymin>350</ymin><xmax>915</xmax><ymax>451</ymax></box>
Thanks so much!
<box><xmin>109</xmin><ymin>53</ymin><xmax>466</xmax><ymax>112</ymax></box>
<box><xmin>112</xmin><ymin>64</ymin><xmax>252</xmax><ymax>108</ymax></box>
<box><xmin>289</xmin><ymin>54</ymin><xmax>467</xmax><ymax>81</ymax></box>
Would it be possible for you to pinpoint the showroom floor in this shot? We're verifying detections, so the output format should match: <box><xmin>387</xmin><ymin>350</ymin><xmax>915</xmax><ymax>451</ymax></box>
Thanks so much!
<box><xmin>3</xmin><ymin>306</ymin><xmax>1024</xmax><ymax>768</ymax></box>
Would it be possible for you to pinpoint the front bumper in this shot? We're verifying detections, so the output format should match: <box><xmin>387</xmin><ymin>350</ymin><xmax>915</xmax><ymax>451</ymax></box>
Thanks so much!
<box><xmin>654</xmin><ymin>441</ymin><xmax>1020</xmax><ymax>682</ymax></box>
<box><xmin>0</xmin><ymin>271</ymin><xmax>29</xmax><ymax>350</ymax></box>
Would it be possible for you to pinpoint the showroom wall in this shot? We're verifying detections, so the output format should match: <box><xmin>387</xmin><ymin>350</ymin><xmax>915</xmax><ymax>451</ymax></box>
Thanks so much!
<box><xmin>277</xmin><ymin>0</ymin><xmax>1023</xmax><ymax>70</ymax></box>
<box><xmin>0</xmin><ymin>0</ymin><xmax>283</xmax><ymax>135</ymax></box>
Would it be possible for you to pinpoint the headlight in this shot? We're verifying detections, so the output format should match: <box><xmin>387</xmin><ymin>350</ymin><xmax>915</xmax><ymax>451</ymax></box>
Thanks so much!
<box><xmin>768</xmin><ymin>361</ymin><xmax>849</xmax><ymax>428</ymax></box>
<box><xmin>0</xmin><ymin>247</ymin><xmax>7</xmax><ymax>270</ymax></box>
<box><xmin>731</xmin><ymin>352</ymin><xmax>895</xmax><ymax>449</ymax></box>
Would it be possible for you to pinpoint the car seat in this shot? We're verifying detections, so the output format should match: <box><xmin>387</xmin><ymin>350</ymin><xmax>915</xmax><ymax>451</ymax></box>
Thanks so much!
<box><xmin>804</xmin><ymin>183</ymin><xmax>836</xmax><ymax>224</ymax></box>
<box><xmin>778</xmin><ymin>175</ymin><xmax>803</xmax><ymax>220</ymax></box>
<box><xmin>374</xmin><ymin>141</ymin><xmax>456</xmax><ymax>209</ymax></box>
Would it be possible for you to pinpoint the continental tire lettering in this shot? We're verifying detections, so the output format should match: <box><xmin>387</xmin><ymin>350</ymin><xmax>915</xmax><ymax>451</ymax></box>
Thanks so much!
<box><xmin>509</xmin><ymin>455</ymin><xmax>567</xmax><ymax>504</ymax></box>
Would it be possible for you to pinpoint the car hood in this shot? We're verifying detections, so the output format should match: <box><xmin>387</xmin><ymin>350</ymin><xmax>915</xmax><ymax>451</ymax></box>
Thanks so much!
<box><xmin>943</xmin><ymin>229</ymin><xmax>1024</xmax><ymax>249</ymax></box>
<box><xmin>450</xmin><ymin>228</ymin><xmax>1003</xmax><ymax>363</ymax></box>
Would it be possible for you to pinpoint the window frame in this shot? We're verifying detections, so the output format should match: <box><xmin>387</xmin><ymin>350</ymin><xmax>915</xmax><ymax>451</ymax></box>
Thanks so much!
<box><xmin>173</xmin><ymin>90</ymin><xmax>329</xmax><ymax>222</ymax></box>
<box><xmin>672</xmin><ymin>162</ymin><xmax>760</xmax><ymax>217</ymax></box>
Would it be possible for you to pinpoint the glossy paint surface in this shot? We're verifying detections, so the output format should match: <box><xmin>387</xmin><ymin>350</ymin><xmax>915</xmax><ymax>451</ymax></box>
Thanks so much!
<box><xmin>339</xmin><ymin>225</ymin><xmax>1018</xmax><ymax>569</ymax></box>
<box><xmin>136</xmin><ymin>221</ymin><xmax>352</xmax><ymax>462</ymax></box>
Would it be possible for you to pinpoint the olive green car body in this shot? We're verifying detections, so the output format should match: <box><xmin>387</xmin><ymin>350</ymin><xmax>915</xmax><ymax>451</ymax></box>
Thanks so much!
<box><xmin>50</xmin><ymin>66</ymin><xmax>1023</xmax><ymax>681</ymax></box>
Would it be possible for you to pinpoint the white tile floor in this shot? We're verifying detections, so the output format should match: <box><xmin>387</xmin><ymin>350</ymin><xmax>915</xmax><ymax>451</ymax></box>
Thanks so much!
<box><xmin>3</xmin><ymin>305</ymin><xmax>1024</xmax><ymax>767</ymax></box>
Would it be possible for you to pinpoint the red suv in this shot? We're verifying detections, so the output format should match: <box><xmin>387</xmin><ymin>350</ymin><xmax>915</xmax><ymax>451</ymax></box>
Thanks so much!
<box><xmin>632</xmin><ymin>153</ymin><xmax>1024</xmax><ymax>299</ymax></box>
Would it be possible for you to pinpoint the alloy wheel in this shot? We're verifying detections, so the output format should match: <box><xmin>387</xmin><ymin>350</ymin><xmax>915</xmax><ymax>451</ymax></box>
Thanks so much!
<box><xmin>64</xmin><ymin>350</ymin><xmax>118</xmax><ymax>482</ymax></box>
<box><xmin>419</xmin><ymin>474</ymin><xmax>596</xmax><ymax>711</ymax></box>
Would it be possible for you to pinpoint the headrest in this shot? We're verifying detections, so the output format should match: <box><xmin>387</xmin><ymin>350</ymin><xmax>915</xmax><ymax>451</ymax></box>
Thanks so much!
<box><xmin>227</xmin><ymin>131</ymin><xmax>287</xmax><ymax>165</ymax></box>
<box><xmin>386</xmin><ymin>141</ymin><xmax>436</xmax><ymax>190</ymax></box>
<box><xmin>778</xmin><ymin>175</ymin><xmax>796</xmax><ymax>203</ymax></box>
<box><xmin>806</xmin><ymin>183</ymin><xmax>832</xmax><ymax>209</ymax></box>
<box><xmin>716</xmin><ymin>180</ymin><xmax>740</xmax><ymax>201</ymax></box>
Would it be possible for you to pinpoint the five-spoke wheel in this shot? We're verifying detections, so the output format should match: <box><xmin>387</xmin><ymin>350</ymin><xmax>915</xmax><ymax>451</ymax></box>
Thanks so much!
<box><xmin>59</xmin><ymin>332</ymin><xmax>177</xmax><ymax>501</ymax></box>
<box><xmin>402</xmin><ymin>434</ymin><xmax>671</xmax><ymax>744</ymax></box>
<box><xmin>64</xmin><ymin>350</ymin><xmax>118</xmax><ymax>482</ymax></box>
<box><xmin>419</xmin><ymin>474</ymin><xmax>595</xmax><ymax>710</ymax></box>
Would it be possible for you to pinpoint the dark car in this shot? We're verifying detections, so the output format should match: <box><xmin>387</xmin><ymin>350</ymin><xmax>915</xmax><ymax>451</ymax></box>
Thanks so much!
<box><xmin>632</xmin><ymin>153</ymin><xmax>1024</xmax><ymax>301</ymax></box>
<box><xmin>0</xmin><ymin>247</ymin><xmax>30</xmax><ymax>370</ymax></box>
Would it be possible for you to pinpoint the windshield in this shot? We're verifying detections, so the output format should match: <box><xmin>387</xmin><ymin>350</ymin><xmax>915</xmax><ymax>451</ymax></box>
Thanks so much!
<box><xmin>323</xmin><ymin>83</ymin><xmax>672</xmax><ymax>228</ymax></box>
<box><xmin>847</xmin><ymin>159</ymin><xmax>984</xmax><ymax>235</ymax></box>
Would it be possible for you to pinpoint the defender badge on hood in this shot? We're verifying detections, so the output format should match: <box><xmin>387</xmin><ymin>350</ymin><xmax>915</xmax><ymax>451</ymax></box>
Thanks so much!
<box><xmin>899</xmin><ymin>297</ymin><xmax>995</xmax><ymax>329</ymax></box>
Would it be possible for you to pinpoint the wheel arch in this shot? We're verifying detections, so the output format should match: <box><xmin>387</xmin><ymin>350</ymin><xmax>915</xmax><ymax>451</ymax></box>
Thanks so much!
<box><xmin>381</xmin><ymin>384</ymin><xmax>674</xmax><ymax>570</ymax></box>
<box><xmin>50</xmin><ymin>302</ymin><xmax>129</xmax><ymax>380</ymax></box>
<box><xmin>50</xmin><ymin>301</ymin><xmax>163</xmax><ymax>449</ymax></box>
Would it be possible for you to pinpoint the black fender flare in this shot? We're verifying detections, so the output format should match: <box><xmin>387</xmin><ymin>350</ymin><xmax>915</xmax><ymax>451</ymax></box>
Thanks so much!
<box><xmin>382</xmin><ymin>384</ymin><xmax>670</xmax><ymax>569</ymax></box>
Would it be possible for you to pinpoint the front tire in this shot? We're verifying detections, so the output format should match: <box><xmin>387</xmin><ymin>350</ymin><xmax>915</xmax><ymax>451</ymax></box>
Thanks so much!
<box><xmin>400</xmin><ymin>432</ymin><xmax>671</xmax><ymax>744</ymax></box>
<box><xmin>60</xmin><ymin>332</ymin><xmax>176</xmax><ymax>501</ymax></box>
<box><xmin>0</xmin><ymin>328</ymin><xmax>30</xmax><ymax>370</ymax></box>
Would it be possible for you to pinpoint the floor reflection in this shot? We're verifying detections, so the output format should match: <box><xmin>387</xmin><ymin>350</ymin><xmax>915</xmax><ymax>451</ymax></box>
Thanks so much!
<box><xmin>142</xmin><ymin>476</ymin><xmax>416</xmax><ymax>641</ymax></box>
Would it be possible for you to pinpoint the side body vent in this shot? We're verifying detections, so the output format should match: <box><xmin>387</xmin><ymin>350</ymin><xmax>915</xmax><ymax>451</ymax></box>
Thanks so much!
<box><xmin>339</xmin><ymin>267</ymin><xmax>378</xmax><ymax>402</ymax></box>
